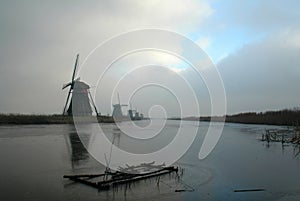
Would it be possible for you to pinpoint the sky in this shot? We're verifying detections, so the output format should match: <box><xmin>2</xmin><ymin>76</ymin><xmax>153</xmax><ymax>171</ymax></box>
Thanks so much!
<box><xmin>0</xmin><ymin>0</ymin><xmax>299</xmax><ymax>116</ymax></box>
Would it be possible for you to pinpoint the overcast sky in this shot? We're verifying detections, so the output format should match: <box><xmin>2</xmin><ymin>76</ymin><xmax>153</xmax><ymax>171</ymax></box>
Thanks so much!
<box><xmin>0</xmin><ymin>0</ymin><xmax>299</xmax><ymax>116</ymax></box>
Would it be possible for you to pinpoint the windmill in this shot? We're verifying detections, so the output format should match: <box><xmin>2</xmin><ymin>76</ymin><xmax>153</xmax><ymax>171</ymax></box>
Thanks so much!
<box><xmin>127</xmin><ymin>103</ymin><xmax>144</xmax><ymax>120</ymax></box>
<box><xmin>112</xmin><ymin>93</ymin><xmax>128</xmax><ymax>120</ymax></box>
<box><xmin>128</xmin><ymin>102</ymin><xmax>134</xmax><ymax>120</ymax></box>
<box><xmin>62</xmin><ymin>54</ymin><xmax>99</xmax><ymax>116</ymax></box>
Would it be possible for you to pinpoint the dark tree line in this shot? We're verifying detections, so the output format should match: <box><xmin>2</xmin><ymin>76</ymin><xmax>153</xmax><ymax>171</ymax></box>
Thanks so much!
<box><xmin>200</xmin><ymin>108</ymin><xmax>300</xmax><ymax>126</ymax></box>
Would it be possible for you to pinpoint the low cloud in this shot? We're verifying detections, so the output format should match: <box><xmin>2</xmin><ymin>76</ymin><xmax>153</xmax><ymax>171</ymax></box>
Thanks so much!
<box><xmin>218</xmin><ymin>29</ymin><xmax>300</xmax><ymax>113</ymax></box>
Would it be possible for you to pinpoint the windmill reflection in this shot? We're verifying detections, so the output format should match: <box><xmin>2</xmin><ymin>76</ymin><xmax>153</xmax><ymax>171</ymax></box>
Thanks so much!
<box><xmin>112</xmin><ymin>127</ymin><xmax>121</xmax><ymax>146</ymax></box>
<box><xmin>65</xmin><ymin>129</ymin><xmax>90</xmax><ymax>169</ymax></box>
<box><xmin>65</xmin><ymin>125</ymin><xmax>122</xmax><ymax>170</ymax></box>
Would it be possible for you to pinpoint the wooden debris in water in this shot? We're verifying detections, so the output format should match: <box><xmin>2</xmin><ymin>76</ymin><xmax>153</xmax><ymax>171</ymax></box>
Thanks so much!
<box><xmin>262</xmin><ymin>127</ymin><xmax>300</xmax><ymax>144</ymax></box>
<box><xmin>234</xmin><ymin>188</ymin><xmax>265</xmax><ymax>193</ymax></box>
<box><xmin>63</xmin><ymin>164</ymin><xmax>178</xmax><ymax>191</ymax></box>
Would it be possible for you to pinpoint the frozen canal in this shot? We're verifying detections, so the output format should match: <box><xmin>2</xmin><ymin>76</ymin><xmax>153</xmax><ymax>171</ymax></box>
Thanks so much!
<box><xmin>0</xmin><ymin>120</ymin><xmax>299</xmax><ymax>201</ymax></box>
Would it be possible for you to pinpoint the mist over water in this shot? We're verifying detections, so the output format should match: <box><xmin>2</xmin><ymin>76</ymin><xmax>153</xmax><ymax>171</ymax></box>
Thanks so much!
<box><xmin>0</xmin><ymin>121</ymin><xmax>299</xmax><ymax>201</ymax></box>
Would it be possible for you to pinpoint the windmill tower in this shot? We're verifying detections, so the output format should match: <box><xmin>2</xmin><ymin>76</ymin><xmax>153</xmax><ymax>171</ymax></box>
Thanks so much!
<box><xmin>112</xmin><ymin>93</ymin><xmax>128</xmax><ymax>120</ymax></box>
<box><xmin>62</xmin><ymin>54</ymin><xmax>99</xmax><ymax>116</ymax></box>
<box><xmin>128</xmin><ymin>103</ymin><xmax>134</xmax><ymax>120</ymax></box>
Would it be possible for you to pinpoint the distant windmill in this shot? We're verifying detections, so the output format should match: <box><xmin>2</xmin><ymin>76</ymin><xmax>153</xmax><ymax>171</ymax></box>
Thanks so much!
<box><xmin>127</xmin><ymin>103</ymin><xmax>144</xmax><ymax>120</ymax></box>
<box><xmin>128</xmin><ymin>102</ymin><xmax>134</xmax><ymax>120</ymax></box>
<box><xmin>62</xmin><ymin>54</ymin><xmax>99</xmax><ymax>116</ymax></box>
<box><xmin>112</xmin><ymin>93</ymin><xmax>128</xmax><ymax>120</ymax></box>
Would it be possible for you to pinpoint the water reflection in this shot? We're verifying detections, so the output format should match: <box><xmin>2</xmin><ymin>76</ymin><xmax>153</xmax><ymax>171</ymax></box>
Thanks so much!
<box><xmin>293</xmin><ymin>145</ymin><xmax>300</xmax><ymax>157</ymax></box>
<box><xmin>112</xmin><ymin>127</ymin><xmax>121</xmax><ymax>146</ymax></box>
<box><xmin>65</xmin><ymin>127</ymin><xmax>90</xmax><ymax>168</ymax></box>
<box><xmin>262</xmin><ymin>139</ymin><xmax>300</xmax><ymax>158</ymax></box>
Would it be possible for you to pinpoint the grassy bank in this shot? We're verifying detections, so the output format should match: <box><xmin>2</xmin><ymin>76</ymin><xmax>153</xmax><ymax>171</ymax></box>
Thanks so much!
<box><xmin>0</xmin><ymin>114</ymin><xmax>114</xmax><ymax>125</ymax></box>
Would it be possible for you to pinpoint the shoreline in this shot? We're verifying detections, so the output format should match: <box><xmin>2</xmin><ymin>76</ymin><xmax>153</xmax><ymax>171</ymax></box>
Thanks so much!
<box><xmin>0</xmin><ymin>114</ymin><xmax>115</xmax><ymax>125</ymax></box>
<box><xmin>171</xmin><ymin>109</ymin><xmax>300</xmax><ymax>127</ymax></box>
<box><xmin>1</xmin><ymin>108</ymin><xmax>300</xmax><ymax>126</ymax></box>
